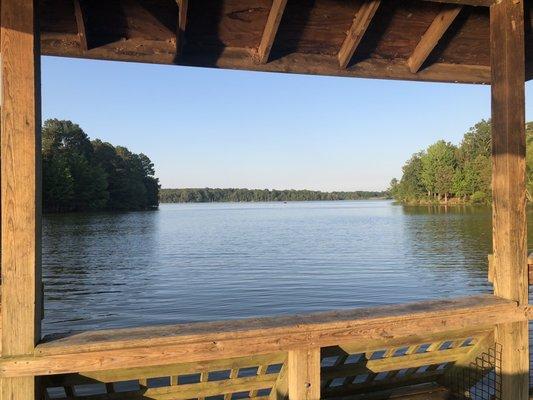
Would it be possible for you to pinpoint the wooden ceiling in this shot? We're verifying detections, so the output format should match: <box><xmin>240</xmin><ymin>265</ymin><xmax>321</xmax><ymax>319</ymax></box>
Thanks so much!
<box><xmin>40</xmin><ymin>0</ymin><xmax>533</xmax><ymax>84</ymax></box>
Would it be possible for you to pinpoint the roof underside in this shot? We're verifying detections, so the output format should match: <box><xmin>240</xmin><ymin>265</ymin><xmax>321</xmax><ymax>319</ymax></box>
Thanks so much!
<box><xmin>41</xmin><ymin>0</ymin><xmax>533</xmax><ymax>84</ymax></box>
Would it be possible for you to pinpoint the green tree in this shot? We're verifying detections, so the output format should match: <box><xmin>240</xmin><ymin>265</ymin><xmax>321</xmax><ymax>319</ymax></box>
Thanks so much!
<box><xmin>421</xmin><ymin>140</ymin><xmax>457</xmax><ymax>201</ymax></box>
<box><xmin>393</xmin><ymin>153</ymin><xmax>426</xmax><ymax>202</ymax></box>
<box><xmin>42</xmin><ymin>155</ymin><xmax>74</xmax><ymax>212</ymax></box>
<box><xmin>43</xmin><ymin>120</ymin><xmax>159</xmax><ymax>212</ymax></box>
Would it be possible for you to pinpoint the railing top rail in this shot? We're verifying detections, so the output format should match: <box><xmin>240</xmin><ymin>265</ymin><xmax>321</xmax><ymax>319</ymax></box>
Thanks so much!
<box><xmin>0</xmin><ymin>294</ymin><xmax>524</xmax><ymax>378</ymax></box>
<box><xmin>37</xmin><ymin>294</ymin><xmax>515</xmax><ymax>356</ymax></box>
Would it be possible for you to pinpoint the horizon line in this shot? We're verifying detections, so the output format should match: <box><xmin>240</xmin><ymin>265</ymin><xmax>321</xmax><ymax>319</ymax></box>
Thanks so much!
<box><xmin>160</xmin><ymin>187</ymin><xmax>388</xmax><ymax>192</ymax></box>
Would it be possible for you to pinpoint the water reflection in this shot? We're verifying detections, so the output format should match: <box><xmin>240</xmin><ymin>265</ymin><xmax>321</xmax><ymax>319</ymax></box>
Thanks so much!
<box><xmin>41</xmin><ymin>201</ymin><xmax>522</xmax><ymax>335</ymax></box>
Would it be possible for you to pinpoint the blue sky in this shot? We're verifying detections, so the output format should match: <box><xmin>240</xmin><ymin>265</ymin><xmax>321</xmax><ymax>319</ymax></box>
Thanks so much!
<box><xmin>42</xmin><ymin>57</ymin><xmax>533</xmax><ymax>191</ymax></box>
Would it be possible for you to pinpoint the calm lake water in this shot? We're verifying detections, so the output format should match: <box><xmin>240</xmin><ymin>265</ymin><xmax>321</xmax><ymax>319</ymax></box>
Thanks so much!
<box><xmin>42</xmin><ymin>200</ymin><xmax>527</xmax><ymax>335</ymax></box>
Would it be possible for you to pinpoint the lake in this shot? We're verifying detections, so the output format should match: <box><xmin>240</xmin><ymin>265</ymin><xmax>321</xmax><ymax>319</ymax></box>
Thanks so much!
<box><xmin>42</xmin><ymin>200</ymin><xmax>516</xmax><ymax>335</ymax></box>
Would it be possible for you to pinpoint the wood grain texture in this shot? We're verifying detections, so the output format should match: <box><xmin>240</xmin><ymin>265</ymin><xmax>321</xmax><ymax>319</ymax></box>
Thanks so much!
<box><xmin>0</xmin><ymin>295</ymin><xmax>524</xmax><ymax>378</ymax></box>
<box><xmin>287</xmin><ymin>348</ymin><xmax>320</xmax><ymax>400</ymax></box>
<box><xmin>256</xmin><ymin>0</ymin><xmax>287</xmax><ymax>64</ymax></box>
<box><xmin>421</xmin><ymin>0</ymin><xmax>493</xmax><ymax>5</ymax></box>
<box><xmin>73</xmin><ymin>0</ymin><xmax>87</xmax><ymax>51</ymax></box>
<box><xmin>490</xmin><ymin>0</ymin><xmax>529</xmax><ymax>398</ymax></box>
<box><xmin>40</xmin><ymin>38</ymin><xmax>492</xmax><ymax>84</ymax></box>
<box><xmin>338</xmin><ymin>0</ymin><xmax>381</xmax><ymax>68</ymax></box>
<box><xmin>37</xmin><ymin>0</ymin><xmax>502</xmax><ymax>84</ymax></box>
<box><xmin>1</xmin><ymin>0</ymin><xmax>42</xmax><ymax>398</ymax></box>
<box><xmin>408</xmin><ymin>5</ymin><xmax>463</xmax><ymax>73</ymax></box>
<box><xmin>490</xmin><ymin>0</ymin><xmax>527</xmax><ymax>314</ymax></box>
<box><xmin>175</xmin><ymin>0</ymin><xmax>188</xmax><ymax>58</ymax></box>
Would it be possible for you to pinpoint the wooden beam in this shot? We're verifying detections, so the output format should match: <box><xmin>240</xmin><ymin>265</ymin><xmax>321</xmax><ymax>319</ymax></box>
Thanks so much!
<box><xmin>0</xmin><ymin>295</ymin><xmax>524</xmax><ymax>378</ymax></box>
<box><xmin>269</xmin><ymin>363</ymin><xmax>288</xmax><ymax>400</ymax></box>
<box><xmin>40</xmin><ymin>37</ymin><xmax>492</xmax><ymax>84</ymax></box>
<box><xmin>287</xmin><ymin>348</ymin><xmax>320</xmax><ymax>400</ymax></box>
<box><xmin>43</xmin><ymin>353</ymin><xmax>286</xmax><ymax>386</ymax></box>
<box><xmin>0</xmin><ymin>0</ymin><xmax>42</xmax><ymax>398</ymax></box>
<box><xmin>408</xmin><ymin>5</ymin><xmax>463</xmax><ymax>73</ymax></box>
<box><xmin>338</xmin><ymin>0</ymin><xmax>381</xmax><ymax>69</ymax></box>
<box><xmin>421</xmin><ymin>0</ymin><xmax>493</xmax><ymax>6</ymax></box>
<box><xmin>322</xmin><ymin>345</ymin><xmax>470</xmax><ymax>380</ymax></box>
<box><xmin>73</xmin><ymin>0</ymin><xmax>88</xmax><ymax>52</ymax></box>
<box><xmin>255</xmin><ymin>0</ymin><xmax>287</xmax><ymax>64</ymax></box>
<box><xmin>490</xmin><ymin>0</ymin><xmax>529</xmax><ymax>399</ymax></box>
<box><xmin>175</xmin><ymin>0</ymin><xmax>188</xmax><ymax>58</ymax></box>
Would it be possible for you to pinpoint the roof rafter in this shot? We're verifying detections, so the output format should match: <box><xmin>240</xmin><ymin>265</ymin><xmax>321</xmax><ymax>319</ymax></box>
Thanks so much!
<box><xmin>420</xmin><ymin>0</ymin><xmax>493</xmax><ymax>6</ymax></box>
<box><xmin>408</xmin><ymin>5</ymin><xmax>463</xmax><ymax>73</ymax></box>
<box><xmin>175</xmin><ymin>0</ymin><xmax>188</xmax><ymax>59</ymax></box>
<box><xmin>338</xmin><ymin>0</ymin><xmax>381</xmax><ymax>69</ymax></box>
<box><xmin>255</xmin><ymin>0</ymin><xmax>287</xmax><ymax>64</ymax></box>
<box><xmin>73</xmin><ymin>0</ymin><xmax>88</xmax><ymax>52</ymax></box>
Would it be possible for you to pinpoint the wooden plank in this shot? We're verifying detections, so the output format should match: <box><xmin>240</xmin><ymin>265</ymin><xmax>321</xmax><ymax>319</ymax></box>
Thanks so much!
<box><xmin>287</xmin><ymin>348</ymin><xmax>320</xmax><ymax>400</ymax></box>
<box><xmin>255</xmin><ymin>0</ymin><xmax>287</xmax><ymax>64</ymax></box>
<box><xmin>490</xmin><ymin>0</ymin><xmax>529</xmax><ymax>399</ymax></box>
<box><xmin>35</xmin><ymin>295</ymin><xmax>518</xmax><ymax>355</ymax></box>
<box><xmin>408</xmin><ymin>5</ymin><xmax>463</xmax><ymax>73</ymax></box>
<box><xmin>322</xmin><ymin>346</ymin><xmax>470</xmax><ymax>381</ymax></box>
<box><xmin>1</xmin><ymin>0</ymin><xmax>42</xmax><ymax>398</ymax></box>
<box><xmin>175</xmin><ymin>0</ymin><xmax>188</xmax><ymax>59</ymax></box>
<box><xmin>73</xmin><ymin>0</ymin><xmax>88</xmax><ymax>52</ymax></box>
<box><xmin>420</xmin><ymin>0</ymin><xmax>493</xmax><ymax>6</ymax></box>
<box><xmin>41</xmin><ymin>37</ymin><xmax>492</xmax><ymax>85</ymax></box>
<box><xmin>269</xmin><ymin>363</ymin><xmax>288</xmax><ymax>400</ymax></box>
<box><xmin>43</xmin><ymin>352</ymin><xmax>286</xmax><ymax>386</ymax></box>
<box><xmin>0</xmin><ymin>296</ymin><xmax>523</xmax><ymax>378</ymax></box>
<box><xmin>338</xmin><ymin>0</ymin><xmax>381</xmax><ymax>69</ymax></box>
<box><xmin>323</xmin><ymin>327</ymin><xmax>490</xmax><ymax>357</ymax></box>
<box><xmin>50</xmin><ymin>374</ymin><xmax>277</xmax><ymax>400</ymax></box>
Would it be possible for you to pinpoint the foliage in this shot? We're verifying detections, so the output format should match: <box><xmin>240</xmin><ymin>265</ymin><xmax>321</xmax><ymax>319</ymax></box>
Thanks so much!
<box><xmin>43</xmin><ymin>119</ymin><xmax>159</xmax><ymax>212</ymax></box>
<box><xmin>390</xmin><ymin>119</ymin><xmax>531</xmax><ymax>205</ymax></box>
<box><xmin>160</xmin><ymin>188</ymin><xmax>387</xmax><ymax>203</ymax></box>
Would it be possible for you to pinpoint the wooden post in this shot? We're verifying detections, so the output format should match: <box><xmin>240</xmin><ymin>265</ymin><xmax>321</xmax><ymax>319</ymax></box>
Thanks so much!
<box><xmin>0</xmin><ymin>0</ymin><xmax>42</xmax><ymax>398</ymax></box>
<box><xmin>287</xmin><ymin>348</ymin><xmax>320</xmax><ymax>400</ymax></box>
<box><xmin>490</xmin><ymin>0</ymin><xmax>529</xmax><ymax>399</ymax></box>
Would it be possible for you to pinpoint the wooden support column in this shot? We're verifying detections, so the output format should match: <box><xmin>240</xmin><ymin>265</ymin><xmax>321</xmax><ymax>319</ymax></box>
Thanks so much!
<box><xmin>490</xmin><ymin>0</ymin><xmax>528</xmax><ymax>399</ymax></box>
<box><xmin>287</xmin><ymin>348</ymin><xmax>320</xmax><ymax>400</ymax></box>
<box><xmin>0</xmin><ymin>0</ymin><xmax>42</xmax><ymax>398</ymax></box>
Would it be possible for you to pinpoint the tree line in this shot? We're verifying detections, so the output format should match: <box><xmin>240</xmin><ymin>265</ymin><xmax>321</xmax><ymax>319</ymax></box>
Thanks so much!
<box><xmin>43</xmin><ymin>119</ymin><xmax>159</xmax><ymax>212</ymax></box>
<box><xmin>160</xmin><ymin>188</ymin><xmax>386</xmax><ymax>203</ymax></box>
<box><xmin>389</xmin><ymin>119</ymin><xmax>533</xmax><ymax>205</ymax></box>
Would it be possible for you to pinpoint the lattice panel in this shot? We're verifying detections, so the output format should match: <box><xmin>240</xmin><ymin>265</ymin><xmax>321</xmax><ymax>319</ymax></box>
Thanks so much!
<box><xmin>321</xmin><ymin>336</ymin><xmax>479</xmax><ymax>399</ymax></box>
<box><xmin>42</xmin><ymin>353</ymin><xmax>286</xmax><ymax>400</ymax></box>
<box><xmin>446</xmin><ymin>343</ymin><xmax>502</xmax><ymax>400</ymax></box>
<box><xmin>41</xmin><ymin>334</ymin><xmax>496</xmax><ymax>399</ymax></box>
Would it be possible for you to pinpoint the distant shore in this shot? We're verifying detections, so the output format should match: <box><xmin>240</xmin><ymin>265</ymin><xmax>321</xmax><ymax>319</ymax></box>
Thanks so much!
<box><xmin>160</xmin><ymin>188</ymin><xmax>388</xmax><ymax>204</ymax></box>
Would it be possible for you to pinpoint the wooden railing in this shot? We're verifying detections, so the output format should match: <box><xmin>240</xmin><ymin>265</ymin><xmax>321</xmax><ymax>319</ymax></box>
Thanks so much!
<box><xmin>0</xmin><ymin>294</ymin><xmax>524</xmax><ymax>399</ymax></box>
